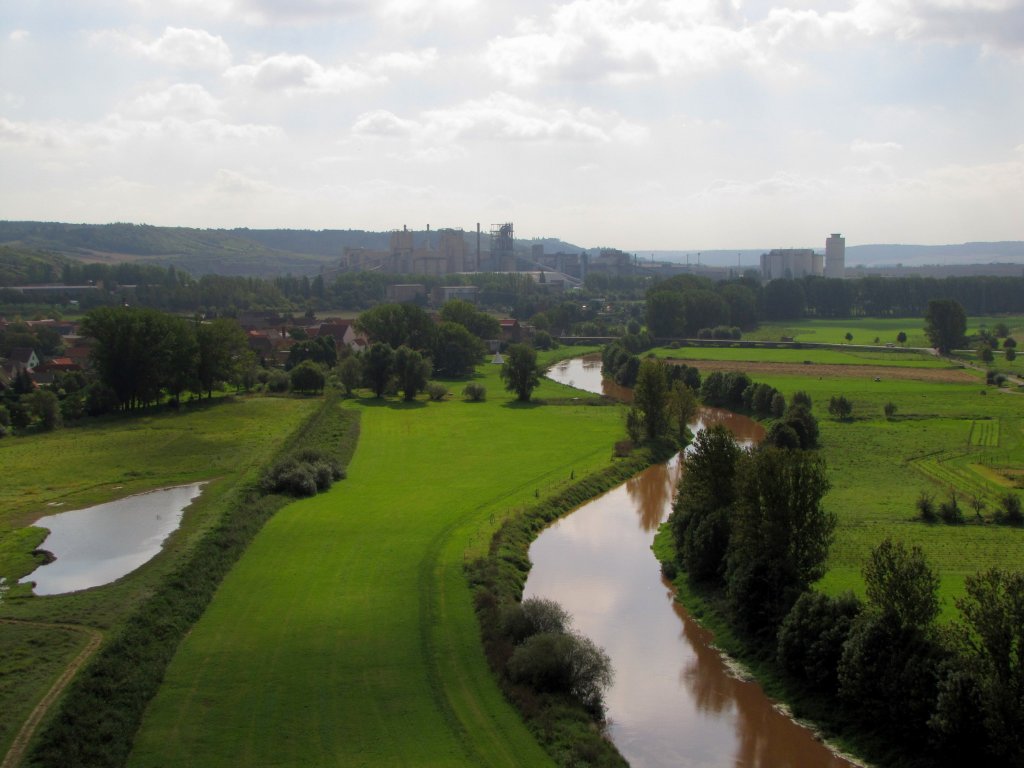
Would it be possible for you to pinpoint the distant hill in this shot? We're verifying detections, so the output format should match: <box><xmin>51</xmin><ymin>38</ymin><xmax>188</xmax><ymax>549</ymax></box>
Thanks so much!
<box><xmin>636</xmin><ymin>242</ymin><xmax>1024</xmax><ymax>268</ymax></box>
<box><xmin>0</xmin><ymin>221</ymin><xmax>587</xmax><ymax>279</ymax></box>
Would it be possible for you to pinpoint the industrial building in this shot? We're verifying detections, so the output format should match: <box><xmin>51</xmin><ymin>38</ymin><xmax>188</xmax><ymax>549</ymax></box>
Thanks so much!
<box><xmin>760</xmin><ymin>234</ymin><xmax>848</xmax><ymax>281</ymax></box>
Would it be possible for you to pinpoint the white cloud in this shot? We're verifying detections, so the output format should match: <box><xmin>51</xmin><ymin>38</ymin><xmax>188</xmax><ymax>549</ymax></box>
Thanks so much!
<box><xmin>851</xmin><ymin>139</ymin><xmax>904</xmax><ymax>154</ymax></box>
<box><xmin>124</xmin><ymin>84</ymin><xmax>222</xmax><ymax>118</ymax></box>
<box><xmin>368</xmin><ymin>48</ymin><xmax>439</xmax><ymax>75</ymax></box>
<box><xmin>486</xmin><ymin>0</ymin><xmax>1024</xmax><ymax>87</ymax></box>
<box><xmin>8</xmin><ymin>29</ymin><xmax>30</xmax><ymax>42</ymax></box>
<box><xmin>352</xmin><ymin>110</ymin><xmax>417</xmax><ymax>137</ymax></box>
<box><xmin>95</xmin><ymin>27</ymin><xmax>232</xmax><ymax>69</ymax></box>
<box><xmin>225</xmin><ymin>53</ymin><xmax>378</xmax><ymax>94</ymax></box>
<box><xmin>366</xmin><ymin>93</ymin><xmax>645</xmax><ymax>145</ymax></box>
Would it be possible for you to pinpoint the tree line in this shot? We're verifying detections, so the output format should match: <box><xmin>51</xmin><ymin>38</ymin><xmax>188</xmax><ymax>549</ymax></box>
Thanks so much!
<box><xmin>667</xmin><ymin>422</ymin><xmax>1023</xmax><ymax>767</ymax></box>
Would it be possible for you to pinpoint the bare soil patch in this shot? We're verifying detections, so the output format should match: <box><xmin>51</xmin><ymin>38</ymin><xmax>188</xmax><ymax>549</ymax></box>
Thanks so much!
<box><xmin>672</xmin><ymin>358</ymin><xmax>978</xmax><ymax>384</ymax></box>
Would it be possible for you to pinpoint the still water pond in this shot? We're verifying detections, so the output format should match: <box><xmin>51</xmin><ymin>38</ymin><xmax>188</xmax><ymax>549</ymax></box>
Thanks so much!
<box><xmin>22</xmin><ymin>483</ymin><xmax>204</xmax><ymax>596</ymax></box>
<box><xmin>536</xmin><ymin>357</ymin><xmax>857</xmax><ymax>767</ymax></box>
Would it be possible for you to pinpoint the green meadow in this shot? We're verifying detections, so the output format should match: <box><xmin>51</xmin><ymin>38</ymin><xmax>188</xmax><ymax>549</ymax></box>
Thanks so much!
<box><xmin>0</xmin><ymin>398</ymin><xmax>321</xmax><ymax>760</ymax></box>
<box><xmin>127</xmin><ymin>352</ymin><xmax>627</xmax><ymax>767</ymax></box>
<box><xmin>649</xmin><ymin>345</ymin><xmax>946</xmax><ymax>367</ymax></box>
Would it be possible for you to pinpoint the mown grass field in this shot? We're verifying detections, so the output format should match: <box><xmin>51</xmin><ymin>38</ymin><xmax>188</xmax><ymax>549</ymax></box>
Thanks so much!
<box><xmin>127</xmin><ymin>350</ymin><xmax>628</xmax><ymax>767</ymax></box>
<box><xmin>649</xmin><ymin>345</ymin><xmax>946</xmax><ymax>367</ymax></box>
<box><xmin>746</xmin><ymin>314</ymin><xmax>1024</xmax><ymax>349</ymax></box>
<box><xmin>0</xmin><ymin>397</ymin><xmax>321</xmax><ymax>761</ymax></box>
<box><xmin>658</xmin><ymin>323</ymin><xmax>1024</xmax><ymax>622</ymax></box>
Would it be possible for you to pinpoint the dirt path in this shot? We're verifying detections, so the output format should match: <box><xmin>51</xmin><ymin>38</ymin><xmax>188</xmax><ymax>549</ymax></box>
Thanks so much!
<box><xmin>0</xmin><ymin>619</ymin><xmax>103</xmax><ymax>768</ymax></box>
<box><xmin>672</xmin><ymin>358</ymin><xmax>979</xmax><ymax>384</ymax></box>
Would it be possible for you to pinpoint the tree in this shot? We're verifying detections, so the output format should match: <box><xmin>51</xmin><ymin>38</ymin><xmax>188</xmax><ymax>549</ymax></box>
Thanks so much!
<box><xmin>948</xmin><ymin>568</ymin><xmax>1024</xmax><ymax>761</ymax></box>
<box><xmin>897</xmin><ymin>331</ymin><xmax>908</xmax><ymax>344</ymax></box>
<box><xmin>863</xmin><ymin>538</ymin><xmax>939</xmax><ymax>629</ymax></box>
<box><xmin>439</xmin><ymin>299</ymin><xmax>500</xmax><ymax>340</ymax></box>
<box><xmin>783</xmin><ymin>403</ymin><xmax>819</xmax><ymax>449</ymax></box>
<box><xmin>337</xmin><ymin>355</ymin><xmax>363</xmax><ymax>396</ymax></box>
<box><xmin>884</xmin><ymin>401</ymin><xmax>897</xmax><ymax>420</ymax></box>
<box><xmin>633</xmin><ymin>358</ymin><xmax>669</xmax><ymax>442</ymax></box>
<box><xmin>668</xmin><ymin>381</ymin><xmax>698</xmax><ymax>446</ymax></box>
<box><xmin>925</xmin><ymin>299</ymin><xmax>967</xmax><ymax>354</ymax></box>
<box><xmin>355</xmin><ymin>302</ymin><xmax>435</xmax><ymax>352</ymax></box>
<box><xmin>980</xmin><ymin>345</ymin><xmax>995</xmax><ymax>364</ymax></box>
<box><xmin>670</xmin><ymin>425</ymin><xmax>743</xmax><ymax>583</ymax></box>
<box><xmin>289</xmin><ymin>360</ymin><xmax>325</xmax><ymax>394</ymax></box>
<box><xmin>844</xmin><ymin>332</ymin><xmax>853</xmax><ymax>343</ymax></box>
<box><xmin>393</xmin><ymin>345</ymin><xmax>431</xmax><ymax>401</ymax></box>
<box><xmin>432</xmin><ymin>321</ymin><xmax>484</xmax><ymax>377</ymax></box>
<box><xmin>726</xmin><ymin>448</ymin><xmax>834</xmax><ymax>637</ymax></box>
<box><xmin>195</xmin><ymin>318</ymin><xmax>250</xmax><ymax>399</ymax></box>
<box><xmin>645</xmin><ymin>291</ymin><xmax>686</xmax><ymax>337</ymax></box>
<box><xmin>500</xmin><ymin>343</ymin><xmax>541</xmax><ymax>402</ymax></box>
<box><xmin>27</xmin><ymin>390</ymin><xmax>61</xmax><ymax>430</ymax></box>
<box><xmin>828</xmin><ymin>394</ymin><xmax>853</xmax><ymax>421</ymax></box>
<box><xmin>1007</xmin><ymin>348</ymin><xmax>1018</xmax><ymax>362</ymax></box>
<box><xmin>507</xmin><ymin>631</ymin><xmax>613</xmax><ymax>716</ymax></box>
<box><xmin>362</xmin><ymin>342</ymin><xmax>395</xmax><ymax>398</ymax></box>
<box><xmin>777</xmin><ymin>591</ymin><xmax>861</xmax><ymax>694</ymax></box>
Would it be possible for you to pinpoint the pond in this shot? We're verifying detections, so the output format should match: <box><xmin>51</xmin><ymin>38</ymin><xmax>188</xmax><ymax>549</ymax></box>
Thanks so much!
<box><xmin>21</xmin><ymin>483</ymin><xmax>204</xmax><ymax>596</ymax></box>
<box><xmin>535</xmin><ymin>357</ymin><xmax>858</xmax><ymax>767</ymax></box>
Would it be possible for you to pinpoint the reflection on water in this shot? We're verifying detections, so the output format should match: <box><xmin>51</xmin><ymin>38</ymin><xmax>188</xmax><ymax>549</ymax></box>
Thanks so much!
<box><xmin>538</xmin><ymin>357</ymin><xmax>855</xmax><ymax>767</ymax></box>
<box><xmin>21</xmin><ymin>483</ymin><xmax>204</xmax><ymax>595</ymax></box>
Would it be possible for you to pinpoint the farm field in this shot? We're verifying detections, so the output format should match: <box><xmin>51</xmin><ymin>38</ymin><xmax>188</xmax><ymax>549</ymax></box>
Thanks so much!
<box><xmin>650</xmin><ymin>345</ymin><xmax>947</xmax><ymax>367</ymax></box>
<box><xmin>659</xmin><ymin>340</ymin><xmax>1024</xmax><ymax>620</ymax></box>
<box><xmin>0</xmin><ymin>397</ymin><xmax>321</xmax><ymax>761</ymax></box>
<box><xmin>127</xmin><ymin>353</ymin><xmax>626</xmax><ymax>767</ymax></box>
<box><xmin>746</xmin><ymin>314</ymin><xmax>1024</xmax><ymax>349</ymax></box>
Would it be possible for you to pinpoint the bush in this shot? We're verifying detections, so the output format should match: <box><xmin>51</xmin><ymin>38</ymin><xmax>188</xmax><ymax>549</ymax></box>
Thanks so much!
<box><xmin>777</xmin><ymin>591</ymin><xmax>861</xmax><ymax>694</ymax></box>
<box><xmin>266</xmin><ymin>369</ymin><xmax>290</xmax><ymax>393</ymax></box>
<box><xmin>462</xmin><ymin>382</ymin><xmax>486</xmax><ymax>402</ymax></box>
<box><xmin>262</xmin><ymin>448</ymin><xmax>345</xmax><ymax>497</ymax></box>
<box><xmin>507</xmin><ymin>631</ymin><xmax>613</xmax><ymax>716</ymax></box>
<box><xmin>939</xmin><ymin>491</ymin><xmax>964</xmax><ymax>524</ymax></box>
<box><xmin>502</xmin><ymin>597</ymin><xmax>571</xmax><ymax>644</ymax></box>
<box><xmin>917</xmin><ymin>491</ymin><xmax>938</xmax><ymax>523</ymax></box>
<box><xmin>884</xmin><ymin>401</ymin><xmax>897</xmax><ymax>419</ymax></box>
<box><xmin>427</xmin><ymin>383</ymin><xmax>448</xmax><ymax>401</ymax></box>
<box><xmin>995</xmin><ymin>492</ymin><xmax>1023</xmax><ymax>525</ymax></box>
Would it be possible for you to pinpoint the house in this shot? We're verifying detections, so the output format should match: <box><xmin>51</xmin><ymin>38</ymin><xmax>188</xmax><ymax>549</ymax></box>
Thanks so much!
<box><xmin>31</xmin><ymin>357</ymin><xmax>82</xmax><ymax>385</ymax></box>
<box><xmin>8</xmin><ymin>348</ymin><xmax>39</xmax><ymax>373</ymax></box>
<box><xmin>314</xmin><ymin>319</ymin><xmax>368</xmax><ymax>351</ymax></box>
<box><xmin>499</xmin><ymin>319</ymin><xmax>522</xmax><ymax>343</ymax></box>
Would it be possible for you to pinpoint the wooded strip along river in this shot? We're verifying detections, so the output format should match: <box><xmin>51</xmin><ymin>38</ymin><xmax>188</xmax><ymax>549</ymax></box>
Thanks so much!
<box><xmin>536</xmin><ymin>356</ymin><xmax>860</xmax><ymax>768</ymax></box>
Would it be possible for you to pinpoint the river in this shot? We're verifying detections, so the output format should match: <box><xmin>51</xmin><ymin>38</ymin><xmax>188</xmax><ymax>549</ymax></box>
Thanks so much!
<box><xmin>533</xmin><ymin>356</ymin><xmax>858</xmax><ymax>768</ymax></box>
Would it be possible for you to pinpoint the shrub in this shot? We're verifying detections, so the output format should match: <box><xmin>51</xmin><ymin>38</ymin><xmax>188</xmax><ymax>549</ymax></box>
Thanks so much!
<box><xmin>266</xmin><ymin>369</ymin><xmax>290</xmax><ymax>393</ymax></box>
<box><xmin>939</xmin><ymin>491</ymin><xmax>964</xmax><ymax>524</ymax></box>
<box><xmin>917</xmin><ymin>491</ymin><xmax>938</xmax><ymax>523</ymax></box>
<box><xmin>995</xmin><ymin>492</ymin><xmax>1023</xmax><ymax>525</ymax></box>
<box><xmin>427</xmin><ymin>383</ymin><xmax>448</xmax><ymax>401</ymax></box>
<box><xmin>507</xmin><ymin>631</ymin><xmax>613</xmax><ymax>716</ymax></box>
<box><xmin>501</xmin><ymin>597</ymin><xmax>571</xmax><ymax>645</ymax></box>
<box><xmin>462</xmin><ymin>382</ymin><xmax>486</xmax><ymax>402</ymax></box>
<box><xmin>777</xmin><ymin>591</ymin><xmax>861</xmax><ymax>694</ymax></box>
<box><xmin>884</xmin><ymin>401</ymin><xmax>897</xmax><ymax>419</ymax></box>
<box><xmin>791</xmin><ymin>390</ymin><xmax>812</xmax><ymax>409</ymax></box>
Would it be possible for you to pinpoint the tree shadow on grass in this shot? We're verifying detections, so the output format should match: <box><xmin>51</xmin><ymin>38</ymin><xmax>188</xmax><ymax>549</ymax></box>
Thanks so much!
<box><xmin>355</xmin><ymin>395</ymin><xmax>428</xmax><ymax>410</ymax></box>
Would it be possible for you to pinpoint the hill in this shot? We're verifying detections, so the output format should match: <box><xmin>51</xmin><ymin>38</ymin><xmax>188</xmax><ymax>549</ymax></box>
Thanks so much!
<box><xmin>0</xmin><ymin>221</ymin><xmax>587</xmax><ymax>279</ymax></box>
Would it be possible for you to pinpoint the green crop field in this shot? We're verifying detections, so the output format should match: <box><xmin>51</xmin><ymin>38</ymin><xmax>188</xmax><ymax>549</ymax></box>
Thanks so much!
<box><xmin>0</xmin><ymin>397</ymin><xmax>321</xmax><ymax>760</ymax></box>
<box><xmin>127</xmin><ymin>353</ymin><xmax>627</xmax><ymax>768</ymax></box>
<box><xmin>650</xmin><ymin>345</ymin><xmax>945</xmax><ymax>367</ymax></box>
<box><xmin>653</xmin><ymin>341</ymin><xmax>1024</xmax><ymax>621</ymax></box>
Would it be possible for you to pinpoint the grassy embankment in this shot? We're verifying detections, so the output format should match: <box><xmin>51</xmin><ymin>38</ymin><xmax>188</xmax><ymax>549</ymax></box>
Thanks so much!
<box><xmin>0</xmin><ymin>397</ymin><xmax>322</xmax><ymax>762</ymax></box>
<box><xmin>655</xmin><ymin>317</ymin><xmax>1024</xmax><ymax>618</ymax></box>
<box><xmin>127</xmin><ymin>348</ymin><xmax>634</xmax><ymax>767</ymax></box>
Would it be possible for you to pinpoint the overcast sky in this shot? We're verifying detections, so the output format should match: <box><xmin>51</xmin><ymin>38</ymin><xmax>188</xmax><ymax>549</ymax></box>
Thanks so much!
<box><xmin>1</xmin><ymin>1</ymin><xmax>1022</xmax><ymax>250</ymax></box>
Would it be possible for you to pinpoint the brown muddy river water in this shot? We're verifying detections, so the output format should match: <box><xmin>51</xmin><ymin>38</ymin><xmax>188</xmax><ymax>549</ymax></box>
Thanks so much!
<box><xmin>535</xmin><ymin>357</ymin><xmax>859</xmax><ymax>768</ymax></box>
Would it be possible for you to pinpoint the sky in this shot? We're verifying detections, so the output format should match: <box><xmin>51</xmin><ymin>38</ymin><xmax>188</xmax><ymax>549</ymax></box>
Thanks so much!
<box><xmin>1</xmin><ymin>0</ymin><xmax>1022</xmax><ymax>251</ymax></box>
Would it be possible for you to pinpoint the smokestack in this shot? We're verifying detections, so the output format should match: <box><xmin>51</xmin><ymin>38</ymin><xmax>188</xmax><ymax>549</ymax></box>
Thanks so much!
<box><xmin>476</xmin><ymin>223</ymin><xmax>481</xmax><ymax>271</ymax></box>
